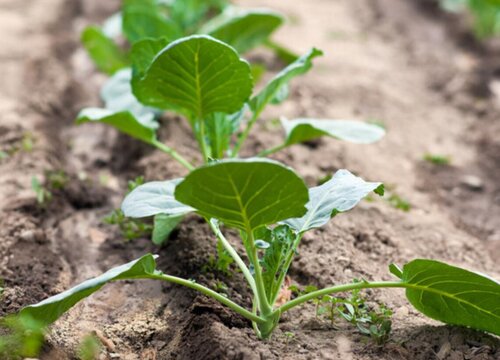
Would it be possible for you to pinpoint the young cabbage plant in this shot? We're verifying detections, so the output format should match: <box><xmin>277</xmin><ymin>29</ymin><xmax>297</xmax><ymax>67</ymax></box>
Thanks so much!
<box><xmin>78</xmin><ymin>35</ymin><xmax>384</xmax><ymax>244</ymax></box>
<box><xmin>19</xmin><ymin>159</ymin><xmax>500</xmax><ymax>340</ymax></box>
<box><xmin>82</xmin><ymin>0</ymin><xmax>295</xmax><ymax>76</ymax></box>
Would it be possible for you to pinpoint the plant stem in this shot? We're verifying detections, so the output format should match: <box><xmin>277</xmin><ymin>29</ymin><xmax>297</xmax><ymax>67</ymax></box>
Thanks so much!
<box><xmin>232</xmin><ymin>111</ymin><xmax>260</xmax><ymax>157</ymax></box>
<box><xmin>256</xmin><ymin>143</ymin><xmax>288</xmax><ymax>158</ymax></box>
<box><xmin>152</xmin><ymin>140</ymin><xmax>194</xmax><ymax>171</ymax></box>
<box><xmin>248</xmin><ymin>232</ymin><xmax>272</xmax><ymax>315</ymax></box>
<box><xmin>275</xmin><ymin>281</ymin><xmax>404</xmax><ymax>315</ymax></box>
<box><xmin>208</xmin><ymin>220</ymin><xmax>259</xmax><ymax>302</ymax></box>
<box><xmin>196</xmin><ymin>119</ymin><xmax>210</xmax><ymax>163</ymax></box>
<box><xmin>149</xmin><ymin>272</ymin><xmax>265</xmax><ymax>324</ymax></box>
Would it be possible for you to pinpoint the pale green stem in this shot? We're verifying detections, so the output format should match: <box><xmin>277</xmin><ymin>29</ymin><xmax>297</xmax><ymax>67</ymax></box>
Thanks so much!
<box><xmin>208</xmin><ymin>220</ymin><xmax>259</xmax><ymax>302</ymax></box>
<box><xmin>232</xmin><ymin>111</ymin><xmax>260</xmax><ymax>157</ymax></box>
<box><xmin>197</xmin><ymin>120</ymin><xmax>210</xmax><ymax>163</ymax></box>
<box><xmin>248</xmin><ymin>231</ymin><xmax>272</xmax><ymax>315</ymax></box>
<box><xmin>152</xmin><ymin>140</ymin><xmax>194</xmax><ymax>171</ymax></box>
<box><xmin>256</xmin><ymin>143</ymin><xmax>288</xmax><ymax>158</ymax></box>
<box><xmin>275</xmin><ymin>281</ymin><xmax>404</xmax><ymax>315</ymax></box>
<box><xmin>149</xmin><ymin>272</ymin><xmax>265</xmax><ymax>324</ymax></box>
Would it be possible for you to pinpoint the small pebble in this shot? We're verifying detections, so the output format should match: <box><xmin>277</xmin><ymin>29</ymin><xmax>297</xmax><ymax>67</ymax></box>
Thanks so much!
<box><xmin>460</xmin><ymin>175</ymin><xmax>484</xmax><ymax>191</ymax></box>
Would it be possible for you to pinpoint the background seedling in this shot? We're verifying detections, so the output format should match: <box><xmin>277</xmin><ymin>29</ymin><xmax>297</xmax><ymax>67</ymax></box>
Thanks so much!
<box><xmin>18</xmin><ymin>159</ymin><xmax>500</xmax><ymax>342</ymax></box>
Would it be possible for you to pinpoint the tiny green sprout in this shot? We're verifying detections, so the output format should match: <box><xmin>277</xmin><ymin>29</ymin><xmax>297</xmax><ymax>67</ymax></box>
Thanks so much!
<box><xmin>0</xmin><ymin>151</ymin><xmax>8</xmax><ymax>160</ymax></box>
<box><xmin>46</xmin><ymin>170</ymin><xmax>68</xmax><ymax>190</ymax></box>
<box><xmin>21</xmin><ymin>132</ymin><xmax>34</xmax><ymax>152</ymax></box>
<box><xmin>77</xmin><ymin>333</ymin><xmax>102</xmax><ymax>360</ymax></box>
<box><xmin>283</xmin><ymin>331</ymin><xmax>295</xmax><ymax>348</ymax></box>
<box><xmin>20</xmin><ymin>160</ymin><xmax>500</xmax><ymax>340</ymax></box>
<box><xmin>104</xmin><ymin>176</ymin><xmax>154</xmax><ymax>241</ymax></box>
<box><xmin>31</xmin><ymin>177</ymin><xmax>52</xmax><ymax>206</ymax></box>
<box><xmin>103</xmin><ymin>209</ymin><xmax>152</xmax><ymax>241</ymax></box>
<box><xmin>423</xmin><ymin>153</ymin><xmax>451</xmax><ymax>165</ymax></box>
<box><xmin>387</xmin><ymin>194</ymin><xmax>411</xmax><ymax>212</ymax></box>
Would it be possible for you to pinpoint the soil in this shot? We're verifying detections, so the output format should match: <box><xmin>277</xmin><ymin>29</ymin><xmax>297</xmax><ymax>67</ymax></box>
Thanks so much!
<box><xmin>0</xmin><ymin>0</ymin><xmax>499</xmax><ymax>359</ymax></box>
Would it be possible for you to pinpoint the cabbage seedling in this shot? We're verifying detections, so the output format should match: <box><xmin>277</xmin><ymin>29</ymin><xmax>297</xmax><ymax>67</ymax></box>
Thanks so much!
<box><xmin>78</xmin><ymin>35</ymin><xmax>384</xmax><ymax>245</ymax></box>
<box><xmin>20</xmin><ymin>159</ymin><xmax>500</xmax><ymax>340</ymax></box>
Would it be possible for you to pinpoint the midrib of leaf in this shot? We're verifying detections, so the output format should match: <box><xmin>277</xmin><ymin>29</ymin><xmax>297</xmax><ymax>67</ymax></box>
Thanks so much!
<box><xmin>194</xmin><ymin>42</ymin><xmax>202</xmax><ymax>120</ymax></box>
<box><xmin>225</xmin><ymin>170</ymin><xmax>251</xmax><ymax>231</ymax></box>
<box><xmin>296</xmin><ymin>187</ymin><xmax>332</xmax><ymax>232</ymax></box>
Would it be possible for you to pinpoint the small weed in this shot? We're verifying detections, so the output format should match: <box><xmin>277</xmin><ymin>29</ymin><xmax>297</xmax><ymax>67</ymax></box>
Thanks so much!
<box><xmin>77</xmin><ymin>334</ymin><xmax>102</xmax><ymax>360</ymax></box>
<box><xmin>387</xmin><ymin>194</ymin><xmax>411</xmax><ymax>212</ymax></box>
<box><xmin>423</xmin><ymin>153</ymin><xmax>451</xmax><ymax>165</ymax></box>
<box><xmin>31</xmin><ymin>177</ymin><xmax>52</xmax><ymax>206</ymax></box>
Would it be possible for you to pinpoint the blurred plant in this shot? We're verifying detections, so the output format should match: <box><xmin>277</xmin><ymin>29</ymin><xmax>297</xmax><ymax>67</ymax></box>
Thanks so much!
<box><xmin>423</xmin><ymin>153</ymin><xmax>451</xmax><ymax>165</ymax></box>
<box><xmin>441</xmin><ymin>0</ymin><xmax>500</xmax><ymax>38</ymax></box>
<box><xmin>0</xmin><ymin>314</ymin><xmax>46</xmax><ymax>359</ymax></box>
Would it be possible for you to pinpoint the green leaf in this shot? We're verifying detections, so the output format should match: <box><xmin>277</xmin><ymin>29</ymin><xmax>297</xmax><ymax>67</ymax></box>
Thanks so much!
<box><xmin>250</xmin><ymin>48</ymin><xmax>323</xmax><ymax>115</ymax></box>
<box><xmin>133</xmin><ymin>35</ymin><xmax>253</xmax><ymax>119</ymax></box>
<box><xmin>201</xmin><ymin>8</ymin><xmax>284</xmax><ymax>53</ymax></box>
<box><xmin>402</xmin><ymin>259</ymin><xmax>500</xmax><ymax>336</ymax></box>
<box><xmin>81</xmin><ymin>26</ymin><xmax>128</xmax><ymax>75</ymax></box>
<box><xmin>122</xmin><ymin>179</ymin><xmax>194</xmax><ymax>218</ymax></box>
<box><xmin>101</xmin><ymin>68</ymin><xmax>159</xmax><ymax>129</ymax></box>
<box><xmin>283</xmin><ymin>170</ymin><xmax>382</xmax><ymax>233</ymax></box>
<box><xmin>281</xmin><ymin>118</ymin><xmax>386</xmax><ymax>146</ymax></box>
<box><xmin>76</xmin><ymin>108</ymin><xmax>157</xmax><ymax>145</ymax></box>
<box><xmin>175</xmin><ymin>158</ymin><xmax>309</xmax><ymax>231</ymax></box>
<box><xmin>152</xmin><ymin>214</ymin><xmax>184</xmax><ymax>245</ymax></box>
<box><xmin>122</xmin><ymin>0</ymin><xmax>181</xmax><ymax>43</ymax></box>
<box><xmin>19</xmin><ymin>254</ymin><xmax>159</xmax><ymax>326</ymax></box>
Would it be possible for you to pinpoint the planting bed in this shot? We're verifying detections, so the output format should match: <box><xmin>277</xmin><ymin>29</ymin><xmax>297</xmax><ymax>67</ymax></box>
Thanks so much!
<box><xmin>0</xmin><ymin>0</ymin><xmax>499</xmax><ymax>359</ymax></box>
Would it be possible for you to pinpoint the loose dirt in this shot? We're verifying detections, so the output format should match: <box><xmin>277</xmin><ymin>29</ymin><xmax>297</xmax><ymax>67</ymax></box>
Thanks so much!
<box><xmin>0</xmin><ymin>0</ymin><xmax>498</xmax><ymax>359</ymax></box>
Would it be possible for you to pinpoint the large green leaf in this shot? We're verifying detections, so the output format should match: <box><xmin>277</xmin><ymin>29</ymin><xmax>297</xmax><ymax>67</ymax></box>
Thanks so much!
<box><xmin>122</xmin><ymin>179</ymin><xmax>194</xmax><ymax>218</ymax></box>
<box><xmin>81</xmin><ymin>26</ymin><xmax>128</xmax><ymax>75</ymax></box>
<box><xmin>76</xmin><ymin>108</ymin><xmax>158</xmax><ymax>145</ymax></box>
<box><xmin>175</xmin><ymin>159</ymin><xmax>309</xmax><ymax>231</ymax></box>
<box><xmin>20</xmin><ymin>254</ymin><xmax>158</xmax><ymax>326</ymax></box>
<box><xmin>134</xmin><ymin>35</ymin><xmax>253</xmax><ymax>119</ymax></box>
<box><xmin>249</xmin><ymin>48</ymin><xmax>323</xmax><ymax>115</ymax></box>
<box><xmin>201</xmin><ymin>8</ymin><xmax>284</xmax><ymax>53</ymax></box>
<box><xmin>401</xmin><ymin>259</ymin><xmax>500</xmax><ymax>336</ymax></box>
<box><xmin>101</xmin><ymin>68</ymin><xmax>159</xmax><ymax>129</ymax></box>
<box><xmin>283</xmin><ymin>170</ymin><xmax>383</xmax><ymax>233</ymax></box>
<box><xmin>281</xmin><ymin>118</ymin><xmax>386</xmax><ymax>146</ymax></box>
<box><xmin>122</xmin><ymin>0</ymin><xmax>181</xmax><ymax>43</ymax></box>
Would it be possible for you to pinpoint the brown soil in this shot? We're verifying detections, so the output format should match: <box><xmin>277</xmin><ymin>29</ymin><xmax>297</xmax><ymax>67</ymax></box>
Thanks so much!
<box><xmin>0</xmin><ymin>0</ymin><xmax>499</xmax><ymax>359</ymax></box>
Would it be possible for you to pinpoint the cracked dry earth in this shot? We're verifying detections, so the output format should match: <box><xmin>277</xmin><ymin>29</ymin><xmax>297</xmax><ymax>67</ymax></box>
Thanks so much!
<box><xmin>0</xmin><ymin>0</ymin><xmax>499</xmax><ymax>359</ymax></box>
